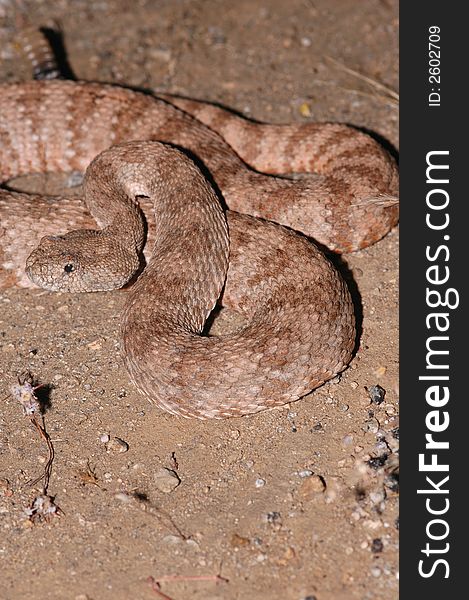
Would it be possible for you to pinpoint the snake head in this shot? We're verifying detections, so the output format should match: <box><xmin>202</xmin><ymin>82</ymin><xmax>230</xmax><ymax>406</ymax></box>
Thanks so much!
<box><xmin>25</xmin><ymin>230</ymin><xmax>140</xmax><ymax>292</ymax></box>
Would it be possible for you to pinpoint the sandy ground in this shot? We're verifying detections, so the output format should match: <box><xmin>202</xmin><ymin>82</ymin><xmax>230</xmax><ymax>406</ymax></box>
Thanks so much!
<box><xmin>0</xmin><ymin>1</ymin><xmax>399</xmax><ymax>599</ymax></box>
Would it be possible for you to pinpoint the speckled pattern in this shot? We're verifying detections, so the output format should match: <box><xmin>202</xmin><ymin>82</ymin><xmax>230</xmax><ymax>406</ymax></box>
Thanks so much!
<box><xmin>0</xmin><ymin>78</ymin><xmax>398</xmax><ymax>289</ymax></box>
<box><xmin>0</xmin><ymin>74</ymin><xmax>397</xmax><ymax>417</ymax></box>
<box><xmin>21</xmin><ymin>140</ymin><xmax>355</xmax><ymax>418</ymax></box>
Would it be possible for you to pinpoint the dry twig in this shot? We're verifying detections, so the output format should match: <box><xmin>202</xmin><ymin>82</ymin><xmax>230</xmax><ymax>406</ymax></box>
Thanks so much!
<box><xmin>9</xmin><ymin>373</ymin><xmax>61</xmax><ymax>522</ymax></box>
<box><xmin>325</xmin><ymin>55</ymin><xmax>399</xmax><ymax>108</ymax></box>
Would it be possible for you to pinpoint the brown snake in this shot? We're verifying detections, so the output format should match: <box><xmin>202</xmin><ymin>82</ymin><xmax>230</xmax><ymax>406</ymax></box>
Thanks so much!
<box><xmin>0</xmin><ymin>79</ymin><xmax>398</xmax><ymax>418</ymax></box>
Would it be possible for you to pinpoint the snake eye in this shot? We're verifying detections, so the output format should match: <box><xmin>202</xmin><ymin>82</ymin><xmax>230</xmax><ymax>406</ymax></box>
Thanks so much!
<box><xmin>64</xmin><ymin>263</ymin><xmax>75</xmax><ymax>273</ymax></box>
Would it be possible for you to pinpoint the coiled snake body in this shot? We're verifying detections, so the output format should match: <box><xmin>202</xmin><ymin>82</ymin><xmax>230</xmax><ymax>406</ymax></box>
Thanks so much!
<box><xmin>0</xmin><ymin>80</ymin><xmax>398</xmax><ymax>418</ymax></box>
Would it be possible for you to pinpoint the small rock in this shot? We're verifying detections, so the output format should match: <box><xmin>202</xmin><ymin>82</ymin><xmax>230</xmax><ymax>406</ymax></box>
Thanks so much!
<box><xmin>114</xmin><ymin>492</ymin><xmax>132</xmax><ymax>504</ymax></box>
<box><xmin>299</xmin><ymin>102</ymin><xmax>312</xmax><ymax>117</ymax></box>
<box><xmin>362</xmin><ymin>418</ymin><xmax>380</xmax><ymax>434</ymax></box>
<box><xmin>384</xmin><ymin>472</ymin><xmax>399</xmax><ymax>493</ymax></box>
<box><xmin>230</xmin><ymin>533</ymin><xmax>250</xmax><ymax>547</ymax></box>
<box><xmin>370</xmin><ymin>490</ymin><xmax>385</xmax><ymax>505</ymax></box>
<box><xmin>298</xmin><ymin>474</ymin><xmax>326</xmax><ymax>500</ymax></box>
<box><xmin>367</xmin><ymin>454</ymin><xmax>388</xmax><ymax>470</ymax></box>
<box><xmin>153</xmin><ymin>468</ymin><xmax>181</xmax><ymax>493</ymax></box>
<box><xmin>371</xmin><ymin>538</ymin><xmax>384</xmax><ymax>553</ymax></box>
<box><xmin>368</xmin><ymin>384</ymin><xmax>386</xmax><ymax>405</ymax></box>
<box><xmin>106</xmin><ymin>437</ymin><xmax>129</xmax><ymax>453</ymax></box>
<box><xmin>265</xmin><ymin>511</ymin><xmax>282</xmax><ymax>528</ymax></box>
<box><xmin>67</xmin><ymin>171</ymin><xmax>84</xmax><ymax>187</ymax></box>
<box><xmin>99</xmin><ymin>434</ymin><xmax>110</xmax><ymax>443</ymax></box>
<box><xmin>298</xmin><ymin>469</ymin><xmax>314</xmax><ymax>478</ymax></box>
<box><xmin>255</xmin><ymin>478</ymin><xmax>266</xmax><ymax>488</ymax></box>
<box><xmin>163</xmin><ymin>534</ymin><xmax>182</xmax><ymax>544</ymax></box>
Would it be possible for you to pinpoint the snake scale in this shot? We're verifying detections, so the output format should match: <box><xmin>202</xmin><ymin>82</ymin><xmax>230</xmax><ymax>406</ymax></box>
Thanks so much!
<box><xmin>0</xmin><ymin>79</ymin><xmax>398</xmax><ymax>418</ymax></box>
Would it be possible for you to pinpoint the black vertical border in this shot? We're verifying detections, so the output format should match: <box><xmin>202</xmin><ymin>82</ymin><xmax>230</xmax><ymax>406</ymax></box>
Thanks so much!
<box><xmin>401</xmin><ymin>2</ymin><xmax>466</xmax><ymax>596</ymax></box>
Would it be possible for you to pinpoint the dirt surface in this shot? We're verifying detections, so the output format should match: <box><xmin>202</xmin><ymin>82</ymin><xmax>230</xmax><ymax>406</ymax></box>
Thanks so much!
<box><xmin>0</xmin><ymin>1</ymin><xmax>399</xmax><ymax>599</ymax></box>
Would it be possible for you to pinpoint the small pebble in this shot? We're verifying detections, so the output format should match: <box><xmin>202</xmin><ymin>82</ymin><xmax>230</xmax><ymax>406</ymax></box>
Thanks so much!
<box><xmin>299</xmin><ymin>102</ymin><xmax>312</xmax><ymax>117</ymax></box>
<box><xmin>114</xmin><ymin>492</ymin><xmax>132</xmax><ymax>504</ymax></box>
<box><xmin>384</xmin><ymin>473</ymin><xmax>399</xmax><ymax>493</ymax></box>
<box><xmin>99</xmin><ymin>434</ymin><xmax>110</xmax><ymax>443</ymax></box>
<box><xmin>256</xmin><ymin>553</ymin><xmax>267</xmax><ymax>562</ymax></box>
<box><xmin>367</xmin><ymin>454</ymin><xmax>388</xmax><ymax>470</ymax></box>
<box><xmin>255</xmin><ymin>478</ymin><xmax>266</xmax><ymax>488</ymax></box>
<box><xmin>153</xmin><ymin>467</ymin><xmax>181</xmax><ymax>493</ymax></box>
<box><xmin>265</xmin><ymin>511</ymin><xmax>282</xmax><ymax>526</ymax></box>
<box><xmin>370</xmin><ymin>490</ymin><xmax>385</xmax><ymax>505</ymax></box>
<box><xmin>230</xmin><ymin>533</ymin><xmax>250</xmax><ymax>547</ymax></box>
<box><xmin>106</xmin><ymin>437</ymin><xmax>129</xmax><ymax>453</ymax></box>
<box><xmin>163</xmin><ymin>534</ymin><xmax>181</xmax><ymax>544</ymax></box>
<box><xmin>298</xmin><ymin>469</ymin><xmax>314</xmax><ymax>478</ymax></box>
<box><xmin>298</xmin><ymin>474</ymin><xmax>326</xmax><ymax>500</ymax></box>
<box><xmin>67</xmin><ymin>171</ymin><xmax>84</xmax><ymax>187</ymax></box>
<box><xmin>350</xmin><ymin>381</ymin><xmax>359</xmax><ymax>389</ymax></box>
<box><xmin>371</xmin><ymin>538</ymin><xmax>384</xmax><ymax>553</ymax></box>
<box><xmin>362</xmin><ymin>418</ymin><xmax>379</xmax><ymax>434</ymax></box>
<box><xmin>371</xmin><ymin>566</ymin><xmax>382</xmax><ymax>578</ymax></box>
<box><xmin>368</xmin><ymin>384</ymin><xmax>386</xmax><ymax>405</ymax></box>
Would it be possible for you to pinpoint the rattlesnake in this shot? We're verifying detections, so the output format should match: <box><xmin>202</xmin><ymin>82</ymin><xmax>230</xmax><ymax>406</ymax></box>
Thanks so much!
<box><xmin>0</xmin><ymin>78</ymin><xmax>398</xmax><ymax>418</ymax></box>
